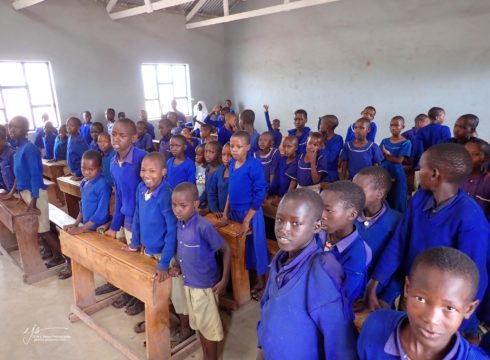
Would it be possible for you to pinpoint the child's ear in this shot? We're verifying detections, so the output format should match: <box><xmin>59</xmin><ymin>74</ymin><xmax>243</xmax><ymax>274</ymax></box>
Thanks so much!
<box><xmin>431</xmin><ymin>167</ymin><xmax>440</xmax><ymax>181</ymax></box>
<box><xmin>313</xmin><ymin>219</ymin><xmax>322</xmax><ymax>234</ymax></box>
<box><xmin>463</xmin><ymin>299</ymin><xmax>480</xmax><ymax>320</ymax></box>
<box><xmin>131</xmin><ymin>133</ymin><xmax>138</xmax><ymax>143</ymax></box>
<box><xmin>403</xmin><ymin>276</ymin><xmax>410</xmax><ymax>296</ymax></box>
<box><xmin>194</xmin><ymin>200</ymin><xmax>200</xmax><ymax>210</ymax></box>
<box><xmin>161</xmin><ymin>168</ymin><xmax>167</xmax><ymax>177</ymax></box>
<box><xmin>348</xmin><ymin>208</ymin><xmax>358</xmax><ymax>221</ymax></box>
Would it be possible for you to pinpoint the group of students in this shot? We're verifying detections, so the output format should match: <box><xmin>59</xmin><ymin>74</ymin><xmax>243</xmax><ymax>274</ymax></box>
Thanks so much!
<box><xmin>0</xmin><ymin>99</ymin><xmax>489</xmax><ymax>359</ymax></box>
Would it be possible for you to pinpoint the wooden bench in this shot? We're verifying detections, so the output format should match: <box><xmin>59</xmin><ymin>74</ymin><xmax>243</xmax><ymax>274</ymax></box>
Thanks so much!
<box><xmin>60</xmin><ymin>231</ymin><xmax>199</xmax><ymax>360</ymax></box>
<box><xmin>42</xmin><ymin>159</ymin><xmax>67</xmax><ymax>205</ymax></box>
<box><xmin>0</xmin><ymin>197</ymin><xmax>64</xmax><ymax>283</ymax></box>
<box><xmin>152</xmin><ymin>139</ymin><xmax>159</xmax><ymax>151</ymax></box>
<box><xmin>262</xmin><ymin>198</ymin><xmax>280</xmax><ymax>257</ymax></box>
<box><xmin>57</xmin><ymin>176</ymin><xmax>115</xmax><ymax>218</ymax></box>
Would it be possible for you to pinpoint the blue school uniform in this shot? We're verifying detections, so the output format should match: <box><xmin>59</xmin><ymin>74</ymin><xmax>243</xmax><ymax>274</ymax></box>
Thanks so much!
<box><xmin>35</xmin><ymin>126</ymin><xmax>57</xmax><ymax>149</ymax></box>
<box><xmin>166</xmin><ymin>157</ymin><xmax>196</xmax><ymax>190</ymax></box>
<box><xmin>110</xmin><ymin>146</ymin><xmax>146</xmax><ymax>232</ymax></box>
<box><xmin>264</xmin><ymin>111</ymin><xmax>282</xmax><ymax>148</ymax></box>
<box><xmin>287</xmin><ymin>153</ymin><xmax>328</xmax><ymax>187</ymax></box>
<box><xmin>372</xmin><ymin>189</ymin><xmax>489</xmax><ymax>330</ymax></box>
<box><xmin>53</xmin><ymin>135</ymin><xmax>67</xmax><ymax>161</ymax></box>
<box><xmin>380</xmin><ymin>138</ymin><xmax>412</xmax><ymax>213</ymax></box>
<box><xmin>288</xmin><ymin>127</ymin><xmax>311</xmax><ymax>155</ymax></box>
<box><xmin>184</xmin><ymin>138</ymin><xmax>198</xmax><ymax>161</ymax></box>
<box><xmin>134</xmin><ymin>133</ymin><xmax>153</xmax><ymax>152</ymax></box>
<box><xmin>203</xmin><ymin>114</ymin><xmax>224</xmax><ymax>128</ymax></box>
<box><xmin>159</xmin><ymin>135</ymin><xmax>171</xmax><ymax>164</ymax></box>
<box><xmin>176</xmin><ymin>212</ymin><xmax>225</xmax><ymax>288</ymax></box>
<box><xmin>358</xmin><ymin>310</ymin><xmax>489</xmax><ymax>360</ymax></box>
<box><xmin>101</xmin><ymin>148</ymin><xmax>116</xmax><ymax>186</ymax></box>
<box><xmin>199</xmin><ymin>165</ymin><xmax>218</xmax><ymax>208</ymax></box>
<box><xmin>67</xmin><ymin>134</ymin><xmax>88</xmax><ymax>177</ymax></box>
<box><xmin>228</xmin><ymin>156</ymin><xmax>269</xmax><ymax>275</ymax></box>
<box><xmin>88</xmin><ymin>140</ymin><xmax>101</xmax><ymax>153</ymax></box>
<box><xmin>208</xmin><ymin>164</ymin><xmax>228</xmax><ymax>213</ymax></box>
<box><xmin>269</xmin><ymin>156</ymin><xmax>297</xmax><ymax>197</ymax></box>
<box><xmin>13</xmin><ymin>139</ymin><xmax>46</xmax><ymax>198</ymax></box>
<box><xmin>340</xmin><ymin>141</ymin><xmax>383</xmax><ymax>179</ymax></box>
<box><xmin>257</xmin><ymin>241</ymin><xmax>358</xmax><ymax>360</ymax></box>
<box><xmin>146</xmin><ymin>122</ymin><xmax>156</xmax><ymax>140</ymax></box>
<box><xmin>0</xmin><ymin>146</ymin><xmax>15</xmax><ymax>192</ymax></box>
<box><xmin>131</xmin><ymin>180</ymin><xmax>177</xmax><ymax>270</ymax></box>
<box><xmin>416</xmin><ymin>122</ymin><xmax>451</xmax><ymax>154</ymax></box>
<box><xmin>401</xmin><ymin>127</ymin><xmax>423</xmax><ymax>169</ymax></box>
<box><xmin>80</xmin><ymin>174</ymin><xmax>111</xmax><ymax>230</ymax></box>
<box><xmin>250</xmin><ymin>129</ymin><xmax>260</xmax><ymax>155</ymax></box>
<box><xmin>345</xmin><ymin>121</ymin><xmax>377</xmax><ymax>142</ymax></box>
<box><xmin>217</xmin><ymin>126</ymin><xmax>234</xmax><ymax>145</ymax></box>
<box><xmin>253</xmin><ymin>148</ymin><xmax>280</xmax><ymax>187</ymax></box>
<box><xmin>80</xmin><ymin>122</ymin><xmax>92</xmax><ymax>145</ymax></box>
<box><xmin>321</xmin><ymin>229</ymin><xmax>371</xmax><ymax>304</ymax></box>
<box><xmin>322</xmin><ymin>134</ymin><xmax>344</xmax><ymax>182</ymax></box>
<box><xmin>42</xmin><ymin>131</ymin><xmax>56</xmax><ymax>160</ymax></box>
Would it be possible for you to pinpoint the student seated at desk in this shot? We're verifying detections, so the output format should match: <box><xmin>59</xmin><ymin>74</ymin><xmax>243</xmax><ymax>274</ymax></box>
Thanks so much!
<box><xmin>0</xmin><ymin>116</ymin><xmax>63</xmax><ymax>268</ymax></box>
<box><xmin>66</xmin><ymin>117</ymin><xmax>89</xmax><ymax>181</ymax></box>
<box><xmin>358</xmin><ymin>247</ymin><xmax>489</xmax><ymax>359</ymax></box>
<box><xmin>88</xmin><ymin>122</ymin><xmax>103</xmax><ymax>152</ymax></box>
<box><xmin>257</xmin><ymin>189</ymin><xmax>358</xmax><ymax>360</ymax></box>
<box><xmin>0</xmin><ymin>125</ymin><xmax>15</xmax><ymax>193</ymax></box>
<box><xmin>171</xmin><ymin>183</ymin><xmax>231</xmax><ymax>358</ymax></box>
<box><xmin>62</xmin><ymin>150</ymin><xmax>112</xmax><ymax>279</ymax></box>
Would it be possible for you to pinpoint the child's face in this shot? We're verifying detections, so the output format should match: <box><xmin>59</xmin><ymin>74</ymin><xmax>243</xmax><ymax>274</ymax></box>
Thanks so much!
<box><xmin>140</xmin><ymin>158</ymin><xmax>165</xmax><ymax>191</ymax></box>
<box><xmin>136</xmin><ymin>123</ymin><xmax>146</xmax><ymax>137</ymax></box>
<box><xmin>294</xmin><ymin>113</ymin><xmax>307</xmax><ymax>130</ymax></box>
<box><xmin>390</xmin><ymin>119</ymin><xmax>404</xmax><ymax>137</ymax></box>
<box><xmin>140</xmin><ymin>110</ymin><xmax>148</xmax><ymax>121</ymax></box>
<box><xmin>111</xmin><ymin>122</ymin><xmax>137</xmax><ymax>153</ymax></box>
<box><xmin>98</xmin><ymin>135</ymin><xmax>111</xmax><ymax>153</ymax></box>
<box><xmin>159</xmin><ymin>122</ymin><xmax>171</xmax><ymax>137</ymax></box>
<box><xmin>282</xmin><ymin>138</ymin><xmax>298</xmax><ymax>158</ymax></box>
<box><xmin>258</xmin><ymin>134</ymin><xmax>272</xmax><ymax>151</ymax></box>
<box><xmin>465</xmin><ymin>143</ymin><xmax>486</xmax><ymax>169</ymax></box>
<box><xmin>204</xmin><ymin>144</ymin><xmax>219</xmax><ymax>164</ymax></box>
<box><xmin>221</xmin><ymin>145</ymin><xmax>232</xmax><ymax>167</ymax></box>
<box><xmin>83</xmin><ymin>112</ymin><xmax>92</xmax><ymax>124</ymax></box>
<box><xmin>416</xmin><ymin>116</ymin><xmax>430</xmax><ymax>129</ymax></box>
<box><xmin>319</xmin><ymin>119</ymin><xmax>332</xmax><ymax>135</ymax></box>
<box><xmin>66</xmin><ymin>119</ymin><xmax>79</xmax><ymax>136</ymax></box>
<box><xmin>435</xmin><ymin>112</ymin><xmax>446</xmax><ymax>124</ymax></box>
<box><xmin>91</xmin><ymin>127</ymin><xmax>102</xmax><ymax>142</ymax></box>
<box><xmin>200</xmin><ymin>127</ymin><xmax>210</xmax><ymax>139</ymax></box>
<box><xmin>172</xmin><ymin>191</ymin><xmax>198</xmax><ymax>222</ymax></box>
<box><xmin>44</xmin><ymin>123</ymin><xmax>54</xmax><ymax>134</ymax></box>
<box><xmin>320</xmin><ymin>191</ymin><xmax>356</xmax><ymax>234</ymax></box>
<box><xmin>230</xmin><ymin>136</ymin><xmax>250</xmax><ymax>161</ymax></box>
<box><xmin>453</xmin><ymin>118</ymin><xmax>472</xmax><ymax>140</ymax></box>
<box><xmin>225</xmin><ymin>114</ymin><xmax>237</xmax><ymax>129</ymax></box>
<box><xmin>81</xmin><ymin>158</ymin><xmax>100</xmax><ymax>181</ymax></box>
<box><xmin>306</xmin><ymin>137</ymin><xmax>323</xmax><ymax>154</ymax></box>
<box><xmin>272</xmin><ymin>119</ymin><xmax>280</xmax><ymax>131</ymax></box>
<box><xmin>181</xmin><ymin>127</ymin><xmax>192</xmax><ymax>140</ymax></box>
<box><xmin>170</xmin><ymin>138</ymin><xmax>185</xmax><ymax>157</ymax></box>
<box><xmin>353</xmin><ymin>174</ymin><xmax>384</xmax><ymax>211</ymax></box>
<box><xmin>275</xmin><ymin>198</ymin><xmax>321</xmax><ymax>256</ymax></box>
<box><xmin>195</xmin><ymin>147</ymin><xmax>205</xmax><ymax>165</ymax></box>
<box><xmin>361</xmin><ymin>108</ymin><xmax>375</xmax><ymax>121</ymax></box>
<box><xmin>59</xmin><ymin>126</ymin><xmax>67</xmax><ymax>139</ymax></box>
<box><xmin>105</xmin><ymin>109</ymin><xmax>115</xmax><ymax>122</ymax></box>
<box><xmin>354</xmin><ymin>121</ymin><xmax>369</xmax><ymax>140</ymax></box>
<box><xmin>9</xmin><ymin>118</ymin><xmax>28</xmax><ymax>140</ymax></box>
<box><xmin>224</xmin><ymin>100</ymin><xmax>232</xmax><ymax>108</ymax></box>
<box><xmin>167</xmin><ymin>113</ymin><xmax>177</xmax><ymax>126</ymax></box>
<box><xmin>404</xmin><ymin>265</ymin><xmax>478</xmax><ymax>350</ymax></box>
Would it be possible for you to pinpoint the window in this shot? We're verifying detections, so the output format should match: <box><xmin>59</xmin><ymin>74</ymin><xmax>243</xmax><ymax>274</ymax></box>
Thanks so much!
<box><xmin>141</xmin><ymin>63</ymin><xmax>191</xmax><ymax>120</ymax></box>
<box><xmin>0</xmin><ymin>61</ymin><xmax>59</xmax><ymax>130</ymax></box>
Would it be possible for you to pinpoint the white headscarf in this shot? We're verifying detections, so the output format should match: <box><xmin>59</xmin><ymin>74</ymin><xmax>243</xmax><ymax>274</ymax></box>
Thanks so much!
<box><xmin>193</xmin><ymin>100</ymin><xmax>208</xmax><ymax>130</ymax></box>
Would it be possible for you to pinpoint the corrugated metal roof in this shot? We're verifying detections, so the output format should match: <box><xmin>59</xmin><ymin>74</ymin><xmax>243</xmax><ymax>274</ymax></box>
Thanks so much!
<box><xmin>113</xmin><ymin>0</ymin><xmax>242</xmax><ymax>17</ymax></box>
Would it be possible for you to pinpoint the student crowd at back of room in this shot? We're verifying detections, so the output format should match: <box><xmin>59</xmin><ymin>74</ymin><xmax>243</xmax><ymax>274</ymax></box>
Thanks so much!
<box><xmin>0</xmin><ymin>99</ymin><xmax>489</xmax><ymax>359</ymax></box>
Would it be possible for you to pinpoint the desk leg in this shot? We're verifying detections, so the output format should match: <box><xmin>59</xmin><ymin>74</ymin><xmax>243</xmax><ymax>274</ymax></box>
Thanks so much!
<box><xmin>146</xmin><ymin>280</ymin><xmax>171</xmax><ymax>360</ymax></box>
<box><xmin>0</xmin><ymin>221</ymin><xmax>18</xmax><ymax>252</ymax></box>
<box><xmin>72</xmin><ymin>260</ymin><xmax>96</xmax><ymax>309</ymax></box>
<box><xmin>14</xmin><ymin>216</ymin><xmax>46</xmax><ymax>276</ymax></box>
<box><xmin>64</xmin><ymin>194</ymin><xmax>80</xmax><ymax>219</ymax></box>
<box><xmin>231</xmin><ymin>235</ymin><xmax>251</xmax><ymax>307</ymax></box>
<box><xmin>50</xmin><ymin>168</ymin><xmax>65</xmax><ymax>205</ymax></box>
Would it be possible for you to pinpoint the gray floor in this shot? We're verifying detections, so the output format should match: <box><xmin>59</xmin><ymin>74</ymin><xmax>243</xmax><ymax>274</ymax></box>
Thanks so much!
<box><xmin>0</xmin><ymin>252</ymin><xmax>260</xmax><ymax>360</ymax></box>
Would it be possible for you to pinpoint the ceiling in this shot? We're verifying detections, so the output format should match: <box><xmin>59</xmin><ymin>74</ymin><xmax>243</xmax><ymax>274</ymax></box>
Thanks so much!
<box><xmin>112</xmin><ymin>0</ymin><xmax>242</xmax><ymax>17</ymax></box>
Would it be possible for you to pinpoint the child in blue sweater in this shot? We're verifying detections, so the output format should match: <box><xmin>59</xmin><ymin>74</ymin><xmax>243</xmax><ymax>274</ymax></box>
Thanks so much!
<box><xmin>97</xmin><ymin>133</ymin><xmax>116</xmax><ymax>186</ymax></box>
<box><xmin>0</xmin><ymin>125</ymin><xmax>15</xmax><ymax>193</ymax></box>
<box><xmin>445</xmin><ymin>114</ymin><xmax>479</xmax><ymax>145</ymax></box>
<box><xmin>345</xmin><ymin>106</ymin><xmax>377</xmax><ymax>142</ymax></box>
<box><xmin>199</xmin><ymin>141</ymin><xmax>222</xmax><ymax>210</ymax></box>
<box><xmin>319</xmin><ymin>114</ymin><xmax>344</xmax><ymax>183</ymax></box>
<box><xmin>268</xmin><ymin>136</ymin><xmax>298</xmax><ymax>200</ymax></box>
<box><xmin>263</xmin><ymin>105</ymin><xmax>282</xmax><ymax>148</ymax></box>
<box><xmin>66</xmin><ymin>117</ymin><xmax>89</xmax><ymax>180</ymax></box>
<box><xmin>52</xmin><ymin>124</ymin><xmax>68</xmax><ymax>162</ymax></box>
<box><xmin>239</xmin><ymin>110</ymin><xmax>260</xmax><ymax>155</ymax></box>
<box><xmin>62</xmin><ymin>150</ymin><xmax>112</xmax><ymax>279</ymax></box>
<box><xmin>365</xmin><ymin>143</ymin><xmax>489</xmax><ymax>336</ymax></box>
<box><xmin>217</xmin><ymin>113</ymin><xmax>237</xmax><ymax>146</ymax></box>
<box><xmin>257</xmin><ymin>189</ymin><xmax>358</xmax><ymax>360</ymax></box>
<box><xmin>42</xmin><ymin>121</ymin><xmax>57</xmax><ymax>160</ymax></box>
<box><xmin>88</xmin><ymin>122</ymin><xmax>103</xmax><ymax>152</ymax></box>
<box><xmin>134</xmin><ymin>120</ymin><xmax>153</xmax><ymax>152</ymax></box>
<box><xmin>223</xmin><ymin>131</ymin><xmax>268</xmax><ymax>296</ymax></box>
<box><xmin>80</xmin><ymin>110</ymin><xmax>93</xmax><ymax>145</ymax></box>
<box><xmin>208</xmin><ymin>143</ymin><xmax>230</xmax><ymax>214</ymax></box>
<box><xmin>320</xmin><ymin>181</ymin><xmax>372</xmax><ymax>306</ymax></box>
<box><xmin>358</xmin><ymin>247</ymin><xmax>488</xmax><ymax>360</ymax></box>
<box><xmin>253</xmin><ymin>132</ymin><xmax>280</xmax><ymax>187</ymax></box>
<box><xmin>167</xmin><ymin>135</ymin><xmax>196</xmax><ymax>189</ymax></box>
<box><xmin>416</xmin><ymin>106</ymin><xmax>451</xmax><ymax>154</ymax></box>
<box><xmin>288</xmin><ymin>109</ymin><xmax>311</xmax><ymax>155</ymax></box>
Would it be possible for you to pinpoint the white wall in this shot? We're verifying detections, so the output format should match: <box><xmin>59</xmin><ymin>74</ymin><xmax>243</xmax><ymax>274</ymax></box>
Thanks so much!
<box><xmin>225</xmin><ymin>0</ymin><xmax>490</xmax><ymax>141</ymax></box>
<box><xmin>0</xmin><ymin>0</ymin><xmax>227</xmax><ymax>129</ymax></box>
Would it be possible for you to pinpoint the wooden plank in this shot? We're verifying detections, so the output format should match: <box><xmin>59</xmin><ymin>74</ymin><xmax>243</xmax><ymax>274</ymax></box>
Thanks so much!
<box><xmin>152</xmin><ymin>139</ymin><xmax>159</xmax><ymax>151</ymax></box>
<box><xmin>49</xmin><ymin>203</ymin><xmax>76</xmax><ymax>229</ymax></box>
<box><xmin>57</xmin><ymin>176</ymin><xmax>82</xmax><ymax>197</ymax></box>
<box><xmin>145</xmin><ymin>279</ymin><xmax>171</xmax><ymax>360</ymax></box>
<box><xmin>72</xmin><ymin>260</ymin><xmax>97</xmax><ymax>309</ymax></box>
<box><xmin>262</xmin><ymin>198</ymin><xmax>277</xmax><ymax>220</ymax></box>
<box><xmin>69</xmin><ymin>291</ymin><xmax>123</xmax><ymax>322</ymax></box>
<box><xmin>42</xmin><ymin>159</ymin><xmax>67</xmax><ymax>204</ymax></box>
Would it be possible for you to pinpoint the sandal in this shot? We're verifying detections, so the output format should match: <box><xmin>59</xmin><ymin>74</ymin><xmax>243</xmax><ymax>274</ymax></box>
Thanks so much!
<box><xmin>125</xmin><ymin>299</ymin><xmax>145</xmax><ymax>316</ymax></box>
<box><xmin>95</xmin><ymin>283</ymin><xmax>118</xmax><ymax>296</ymax></box>
<box><xmin>58</xmin><ymin>265</ymin><xmax>72</xmax><ymax>279</ymax></box>
<box><xmin>112</xmin><ymin>293</ymin><xmax>133</xmax><ymax>308</ymax></box>
<box><xmin>40</xmin><ymin>246</ymin><xmax>53</xmax><ymax>260</ymax></box>
<box><xmin>134</xmin><ymin>321</ymin><xmax>146</xmax><ymax>334</ymax></box>
<box><xmin>45</xmin><ymin>255</ymin><xmax>65</xmax><ymax>268</ymax></box>
<box><xmin>170</xmin><ymin>329</ymin><xmax>194</xmax><ymax>347</ymax></box>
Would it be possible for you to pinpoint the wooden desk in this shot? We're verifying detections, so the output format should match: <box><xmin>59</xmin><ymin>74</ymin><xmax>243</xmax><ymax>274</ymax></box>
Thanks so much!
<box><xmin>152</xmin><ymin>139</ymin><xmax>159</xmax><ymax>151</ymax></box>
<box><xmin>42</xmin><ymin>159</ymin><xmax>67</xmax><ymax>205</ymax></box>
<box><xmin>262</xmin><ymin>198</ymin><xmax>278</xmax><ymax>220</ymax></box>
<box><xmin>0</xmin><ymin>198</ymin><xmax>63</xmax><ymax>283</ymax></box>
<box><xmin>60</xmin><ymin>231</ymin><xmax>199</xmax><ymax>360</ymax></box>
<box><xmin>57</xmin><ymin>176</ymin><xmax>115</xmax><ymax>218</ymax></box>
<box><xmin>204</xmin><ymin>214</ymin><xmax>251</xmax><ymax>310</ymax></box>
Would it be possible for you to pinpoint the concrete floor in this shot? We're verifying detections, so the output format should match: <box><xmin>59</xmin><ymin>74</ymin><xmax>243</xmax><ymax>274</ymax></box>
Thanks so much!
<box><xmin>0</xmin><ymin>252</ymin><xmax>260</xmax><ymax>360</ymax></box>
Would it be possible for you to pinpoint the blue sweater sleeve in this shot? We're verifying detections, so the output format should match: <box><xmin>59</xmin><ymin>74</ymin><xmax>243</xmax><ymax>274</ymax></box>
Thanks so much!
<box><xmin>88</xmin><ymin>181</ymin><xmax>111</xmax><ymax>227</ymax></box>
<box><xmin>157</xmin><ymin>191</ymin><xmax>177</xmax><ymax>270</ymax></box>
<box><xmin>345</xmin><ymin>125</ymin><xmax>355</xmax><ymax>143</ymax></box>
<box><xmin>250</xmin><ymin>160</ymin><xmax>267</xmax><ymax>210</ymax></box>
<box><xmin>367</xmin><ymin>122</ymin><xmax>377</xmax><ymax>142</ymax></box>
<box><xmin>110</xmin><ymin>180</ymin><xmax>124</xmax><ymax>231</ymax></box>
<box><xmin>264</xmin><ymin>111</ymin><xmax>273</xmax><ymax>132</ymax></box>
<box><xmin>186</xmin><ymin>160</ymin><xmax>196</xmax><ymax>184</ymax></box>
<box><xmin>372</xmin><ymin>143</ymin><xmax>383</xmax><ymax>164</ymax></box>
<box><xmin>26</xmin><ymin>145</ymin><xmax>44</xmax><ymax>198</ymax></box>
<box><xmin>130</xmin><ymin>190</ymin><xmax>142</xmax><ymax>249</ymax></box>
<box><xmin>207</xmin><ymin>169</ymin><xmax>220</xmax><ymax>213</ymax></box>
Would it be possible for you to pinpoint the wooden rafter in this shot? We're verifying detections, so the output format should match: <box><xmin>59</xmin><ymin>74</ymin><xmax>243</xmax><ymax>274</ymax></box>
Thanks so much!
<box><xmin>12</xmin><ymin>0</ymin><xmax>45</xmax><ymax>10</ymax></box>
<box><xmin>109</xmin><ymin>0</ymin><xmax>191</xmax><ymax>20</ymax></box>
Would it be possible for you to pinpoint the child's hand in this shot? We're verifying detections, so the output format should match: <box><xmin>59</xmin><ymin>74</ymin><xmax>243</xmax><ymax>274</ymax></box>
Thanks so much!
<box><xmin>121</xmin><ymin>244</ymin><xmax>139</xmax><ymax>252</ymax></box>
<box><xmin>365</xmin><ymin>280</ymin><xmax>382</xmax><ymax>311</ymax></box>
<box><xmin>382</xmin><ymin>146</ymin><xmax>391</xmax><ymax>156</ymax></box>
<box><xmin>198</xmin><ymin>208</ymin><xmax>209</xmax><ymax>216</ymax></box>
<box><xmin>67</xmin><ymin>226</ymin><xmax>86</xmax><ymax>235</ymax></box>
<box><xmin>168</xmin><ymin>265</ymin><xmax>181</xmax><ymax>277</ymax></box>
<box><xmin>154</xmin><ymin>268</ymin><xmax>169</xmax><ymax>282</ymax></box>
<box><xmin>239</xmin><ymin>219</ymin><xmax>250</xmax><ymax>237</ymax></box>
<box><xmin>71</xmin><ymin>176</ymin><xmax>83</xmax><ymax>181</ymax></box>
<box><xmin>104</xmin><ymin>229</ymin><xmax>117</xmax><ymax>238</ymax></box>
<box><xmin>212</xmin><ymin>105</ymin><xmax>221</xmax><ymax>113</ymax></box>
<box><xmin>263</xmin><ymin>104</ymin><xmax>269</xmax><ymax>112</ymax></box>
<box><xmin>26</xmin><ymin>200</ymin><xmax>41</xmax><ymax>215</ymax></box>
<box><xmin>63</xmin><ymin>223</ymin><xmax>78</xmax><ymax>231</ymax></box>
<box><xmin>212</xmin><ymin>279</ymin><xmax>227</xmax><ymax>295</ymax></box>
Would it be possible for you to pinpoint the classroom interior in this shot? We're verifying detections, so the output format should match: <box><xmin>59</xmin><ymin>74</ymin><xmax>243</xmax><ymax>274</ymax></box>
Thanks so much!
<box><xmin>1</xmin><ymin>0</ymin><xmax>490</xmax><ymax>359</ymax></box>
